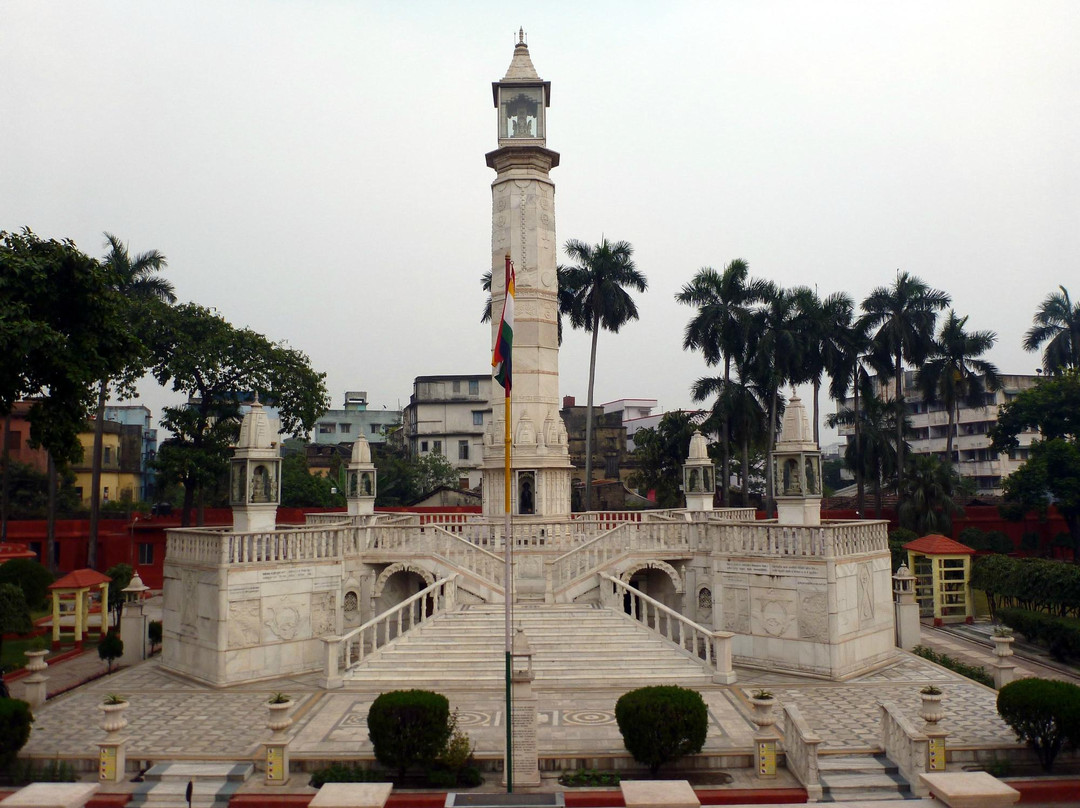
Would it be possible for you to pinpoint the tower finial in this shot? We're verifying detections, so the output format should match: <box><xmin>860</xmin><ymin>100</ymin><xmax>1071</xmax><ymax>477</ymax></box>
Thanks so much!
<box><xmin>518</xmin><ymin>27</ymin><xmax>525</xmax><ymax>46</ymax></box>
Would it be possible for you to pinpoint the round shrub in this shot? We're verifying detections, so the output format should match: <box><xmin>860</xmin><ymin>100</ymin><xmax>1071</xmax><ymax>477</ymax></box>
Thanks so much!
<box><xmin>615</xmin><ymin>685</ymin><xmax>707</xmax><ymax>775</ymax></box>
<box><xmin>997</xmin><ymin>678</ymin><xmax>1080</xmax><ymax>772</ymax></box>
<box><xmin>98</xmin><ymin>630</ymin><xmax>124</xmax><ymax>673</ymax></box>
<box><xmin>367</xmin><ymin>690</ymin><xmax>451</xmax><ymax>779</ymax></box>
<box><xmin>0</xmin><ymin>698</ymin><xmax>34</xmax><ymax>769</ymax></box>
<box><xmin>0</xmin><ymin>559</ymin><xmax>53</xmax><ymax>611</ymax></box>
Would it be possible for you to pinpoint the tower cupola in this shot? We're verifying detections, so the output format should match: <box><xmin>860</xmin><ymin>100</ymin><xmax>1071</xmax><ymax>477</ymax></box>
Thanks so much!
<box><xmin>771</xmin><ymin>394</ymin><xmax>822</xmax><ymax>526</ymax></box>
<box><xmin>493</xmin><ymin>28</ymin><xmax>551</xmax><ymax>145</ymax></box>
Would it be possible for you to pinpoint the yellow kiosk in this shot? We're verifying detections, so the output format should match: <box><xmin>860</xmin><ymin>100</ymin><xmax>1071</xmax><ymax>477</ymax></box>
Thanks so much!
<box><xmin>47</xmin><ymin>568</ymin><xmax>111</xmax><ymax>649</ymax></box>
<box><xmin>903</xmin><ymin>535</ymin><xmax>976</xmax><ymax>625</ymax></box>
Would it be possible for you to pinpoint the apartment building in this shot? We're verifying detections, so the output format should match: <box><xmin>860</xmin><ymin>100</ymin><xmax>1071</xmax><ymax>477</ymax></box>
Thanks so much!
<box><xmin>402</xmin><ymin>375</ymin><xmax>493</xmax><ymax>489</ymax></box>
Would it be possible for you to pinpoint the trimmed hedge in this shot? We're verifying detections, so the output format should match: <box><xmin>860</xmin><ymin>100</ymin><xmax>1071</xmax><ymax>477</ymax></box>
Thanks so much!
<box><xmin>367</xmin><ymin>690</ymin><xmax>451</xmax><ymax>779</ymax></box>
<box><xmin>997</xmin><ymin>678</ymin><xmax>1080</xmax><ymax>772</ymax></box>
<box><xmin>309</xmin><ymin>763</ymin><xmax>383</xmax><ymax>788</ymax></box>
<box><xmin>998</xmin><ymin>607</ymin><xmax>1080</xmax><ymax>662</ymax></box>
<box><xmin>971</xmin><ymin>555</ymin><xmax>1080</xmax><ymax>617</ymax></box>
<box><xmin>912</xmin><ymin>645</ymin><xmax>994</xmax><ymax>688</ymax></box>
<box><xmin>615</xmin><ymin>685</ymin><xmax>707</xmax><ymax>776</ymax></box>
<box><xmin>0</xmin><ymin>698</ymin><xmax>34</xmax><ymax>769</ymax></box>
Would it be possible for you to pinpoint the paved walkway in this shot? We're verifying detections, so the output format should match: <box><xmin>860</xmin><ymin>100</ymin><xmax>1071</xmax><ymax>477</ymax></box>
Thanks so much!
<box><xmin>920</xmin><ymin>621</ymin><xmax>1080</xmax><ymax>685</ymax></box>
<box><xmin>20</xmin><ymin>649</ymin><xmax>1019</xmax><ymax>764</ymax></box>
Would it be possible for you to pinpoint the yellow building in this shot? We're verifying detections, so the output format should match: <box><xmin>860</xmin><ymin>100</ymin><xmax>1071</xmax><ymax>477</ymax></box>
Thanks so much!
<box><xmin>71</xmin><ymin>420</ymin><xmax>144</xmax><ymax>506</ymax></box>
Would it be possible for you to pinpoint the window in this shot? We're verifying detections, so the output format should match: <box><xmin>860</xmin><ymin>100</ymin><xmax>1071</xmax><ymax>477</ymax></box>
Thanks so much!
<box><xmin>103</xmin><ymin>486</ymin><xmax>110</xmax><ymax>502</ymax></box>
<box><xmin>459</xmin><ymin>477</ymin><xmax>470</xmax><ymax>489</ymax></box>
<box><xmin>433</xmin><ymin>440</ymin><xmax>442</xmax><ymax>454</ymax></box>
<box><xmin>605</xmin><ymin>455</ymin><xmax>619</xmax><ymax>478</ymax></box>
<box><xmin>452</xmin><ymin>380</ymin><xmax>461</xmax><ymax>393</ymax></box>
<box><xmin>469</xmin><ymin>380</ymin><xmax>479</xmax><ymax>395</ymax></box>
<box><xmin>473</xmin><ymin>411</ymin><xmax>484</xmax><ymax>426</ymax></box>
<box><xmin>370</xmin><ymin>424</ymin><xmax>380</xmax><ymax>434</ymax></box>
<box><xmin>343</xmin><ymin>591</ymin><xmax>358</xmax><ymax>617</ymax></box>
<box><xmin>421</xmin><ymin>441</ymin><xmax>428</xmax><ymax>452</ymax></box>
<box><xmin>103</xmin><ymin>447</ymin><xmax>112</xmax><ymax>465</ymax></box>
<box><xmin>319</xmin><ymin>423</ymin><xmax>336</xmax><ymax>434</ymax></box>
<box><xmin>698</xmin><ymin>588</ymin><xmax>713</xmax><ymax>610</ymax></box>
<box><xmin>138</xmin><ymin>543</ymin><xmax>154</xmax><ymax>565</ymax></box>
<box><xmin>458</xmin><ymin>440</ymin><xmax>469</xmax><ymax>460</ymax></box>
<box><xmin>339</xmin><ymin>423</ymin><xmax>351</xmax><ymax>434</ymax></box>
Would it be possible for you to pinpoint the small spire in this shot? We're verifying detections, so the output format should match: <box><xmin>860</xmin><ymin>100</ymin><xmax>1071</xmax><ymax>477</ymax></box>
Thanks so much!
<box><xmin>518</xmin><ymin>27</ymin><xmax>526</xmax><ymax>46</ymax></box>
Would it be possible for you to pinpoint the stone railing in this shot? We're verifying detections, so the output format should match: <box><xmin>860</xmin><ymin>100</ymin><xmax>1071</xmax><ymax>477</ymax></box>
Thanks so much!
<box><xmin>710</xmin><ymin>520</ymin><xmax>887</xmax><ymax>559</ymax></box>
<box><xmin>880</xmin><ymin>701</ymin><xmax>929</xmax><ymax>798</ymax></box>
<box><xmin>550</xmin><ymin>521</ymin><xmax>690</xmax><ymax>591</ymax></box>
<box><xmin>324</xmin><ymin>575</ymin><xmax>458</xmax><ymax>686</ymax></box>
<box><xmin>304</xmin><ymin>512</ymin><xmax>351</xmax><ymax>526</ymax></box>
<box><xmin>167</xmin><ymin>525</ymin><xmax>347</xmax><ymax>565</ymax></box>
<box><xmin>782</xmin><ymin>703</ymin><xmax>822</xmax><ymax>801</ymax></box>
<box><xmin>362</xmin><ymin>524</ymin><xmax>504</xmax><ymax>589</ymax></box>
<box><xmin>599</xmin><ymin>573</ymin><xmax>735</xmax><ymax>683</ymax></box>
<box><xmin>705</xmin><ymin>507</ymin><xmax>758</xmax><ymax>522</ymax></box>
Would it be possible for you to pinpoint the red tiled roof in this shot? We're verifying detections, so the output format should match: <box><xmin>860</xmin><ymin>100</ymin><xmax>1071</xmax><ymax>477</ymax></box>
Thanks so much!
<box><xmin>0</xmin><ymin>542</ymin><xmax>37</xmax><ymax>562</ymax></box>
<box><xmin>48</xmin><ymin>568</ymin><xmax>113</xmax><ymax>589</ymax></box>
<box><xmin>902</xmin><ymin>534</ymin><xmax>977</xmax><ymax>556</ymax></box>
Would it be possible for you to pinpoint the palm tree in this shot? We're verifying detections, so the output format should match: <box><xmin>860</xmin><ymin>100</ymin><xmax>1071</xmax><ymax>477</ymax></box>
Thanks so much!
<box><xmin>691</xmin><ymin>365</ymin><xmax>768</xmax><ymax>507</ymax></box>
<box><xmin>88</xmin><ymin>234</ymin><xmax>173</xmax><ymax>568</ymax></box>
<box><xmin>559</xmin><ymin>239</ymin><xmax>647</xmax><ymax>511</ymax></box>
<box><xmin>1024</xmin><ymin>285</ymin><xmax>1080</xmax><ymax>374</ymax></box>
<box><xmin>793</xmin><ymin>288</ymin><xmax>856</xmax><ymax>445</ymax></box>
<box><xmin>750</xmin><ymin>284</ymin><xmax>808</xmax><ymax>515</ymax></box>
<box><xmin>898</xmin><ymin>454</ymin><xmax>964</xmax><ymax>536</ymax></box>
<box><xmin>676</xmin><ymin>260</ymin><xmax>770</xmax><ymax>505</ymax></box>
<box><xmin>861</xmin><ymin>271</ymin><xmax>950</xmax><ymax>496</ymax></box>
<box><xmin>827</xmin><ymin>390</ymin><xmax>906</xmax><ymax>517</ymax></box>
<box><xmin>916</xmin><ymin>310</ymin><xmax>1001</xmax><ymax>461</ymax></box>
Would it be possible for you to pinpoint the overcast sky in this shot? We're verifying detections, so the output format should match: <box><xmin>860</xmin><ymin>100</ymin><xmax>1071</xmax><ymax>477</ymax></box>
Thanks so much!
<box><xmin>3</xmin><ymin>1</ymin><xmax>1078</xmax><ymax>444</ymax></box>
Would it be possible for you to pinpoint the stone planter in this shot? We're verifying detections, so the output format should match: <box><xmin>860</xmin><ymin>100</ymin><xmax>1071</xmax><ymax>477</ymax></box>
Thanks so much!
<box><xmin>919</xmin><ymin>692</ymin><xmax>944</xmax><ymax>725</ymax></box>
<box><xmin>749</xmin><ymin>696</ymin><xmax>778</xmax><ymax>729</ymax></box>
<box><xmin>24</xmin><ymin>649</ymin><xmax>48</xmax><ymax>674</ymax></box>
<box><xmin>992</xmin><ymin>635</ymin><xmax>1014</xmax><ymax>659</ymax></box>
<box><xmin>100</xmin><ymin>700</ymin><xmax>129</xmax><ymax>733</ymax></box>
<box><xmin>267</xmin><ymin>700</ymin><xmax>293</xmax><ymax>736</ymax></box>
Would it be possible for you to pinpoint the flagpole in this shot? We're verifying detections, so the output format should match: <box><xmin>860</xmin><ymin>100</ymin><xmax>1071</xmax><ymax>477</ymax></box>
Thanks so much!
<box><xmin>503</xmin><ymin>386</ymin><xmax>513</xmax><ymax>794</ymax></box>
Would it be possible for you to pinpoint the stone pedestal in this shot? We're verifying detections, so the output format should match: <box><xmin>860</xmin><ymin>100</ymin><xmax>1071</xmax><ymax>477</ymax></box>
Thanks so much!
<box><xmin>97</xmin><ymin>738</ymin><xmax>127</xmax><ymax>782</ymax></box>
<box><xmin>119</xmin><ymin>600</ymin><xmax>147</xmax><ymax>667</ymax></box>
<box><xmin>21</xmin><ymin>650</ymin><xmax>49</xmax><ymax>708</ymax></box>
<box><xmin>893</xmin><ymin>563</ymin><xmax>920</xmax><ymax>651</ymax></box>
<box><xmin>919</xmin><ymin>771</ymin><xmax>1020</xmax><ymax>808</ymax></box>
<box><xmin>991</xmin><ymin>635</ymin><xmax>1016</xmax><ymax>689</ymax></box>
<box><xmin>309</xmin><ymin>783</ymin><xmax>393</xmax><ymax>808</ymax></box>
<box><xmin>503</xmin><ymin>681</ymin><xmax>541</xmax><ymax>787</ymax></box>
<box><xmin>0</xmin><ymin>783</ymin><xmax>99</xmax><ymax>808</ymax></box>
<box><xmin>926</xmin><ymin>729</ymin><xmax>949</xmax><ymax>772</ymax></box>
<box><xmin>749</xmin><ymin>696</ymin><xmax>780</xmax><ymax>779</ymax></box>
<box><xmin>265</xmin><ymin>740</ymin><xmax>290</xmax><ymax>785</ymax></box>
<box><xmin>622</xmin><ymin>779</ymin><xmax>700</xmax><ymax>808</ymax></box>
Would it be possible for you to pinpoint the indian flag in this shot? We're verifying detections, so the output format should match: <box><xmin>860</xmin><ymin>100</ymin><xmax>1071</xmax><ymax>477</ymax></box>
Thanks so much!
<box><xmin>492</xmin><ymin>255</ymin><xmax>515</xmax><ymax>393</ymax></box>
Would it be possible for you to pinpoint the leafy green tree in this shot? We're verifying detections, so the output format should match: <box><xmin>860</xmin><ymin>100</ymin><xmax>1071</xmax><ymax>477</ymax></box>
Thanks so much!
<box><xmin>105</xmin><ymin>563</ymin><xmax>133</xmax><ymax>628</ymax></box>
<box><xmin>898</xmin><ymin>455</ymin><xmax>964</xmax><ymax>536</ymax></box>
<box><xmin>413</xmin><ymin>451</ymin><xmax>459</xmax><ymax>496</ymax></box>
<box><xmin>0</xmin><ymin>583</ymin><xmax>33</xmax><ymax>663</ymax></box>
<box><xmin>560</xmin><ymin>239</ymin><xmax>648</xmax><ymax>511</ymax></box>
<box><xmin>916</xmin><ymin>310</ymin><xmax>1001</xmax><ymax>461</ymax></box>
<box><xmin>280</xmin><ymin>452</ymin><xmax>344</xmax><ymax>508</ymax></box>
<box><xmin>862</xmin><ymin>271</ymin><xmax>950</xmax><ymax>496</ymax></box>
<box><xmin>628</xmin><ymin>412</ymin><xmax>699</xmax><ymax>508</ymax></box>
<box><xmin>614</xmin><ymin>685</ymin><xmax>707</xmax><ymax>776</ymax></box>
<box><xmin>676</xmin><ymin>259</ymin><xmax>771</xmax><ymax>505</ymax></box>
<box><xmin>88</xmin><ymin>235</ymin><xmax>174</xmax><ymax>568</ymax></box>
<box><xmin>0</xmin><ymin>559</ymin><xmax>54</xmax><ymax>611</ymax></box>
<box><xmin>690</xmin><ymin>370</ymin><xmax>766</xmax><ymax>507</ymax></box>
<box><xmin>791</xmin><ymin>287</ymin><xmax>857</xmax><ymax>445</ymax></box>
<box><xmin>0</xmin><ymin>229</ymin><xmax>135</xmax><ymax>541</ymax></box>
<box><xmin>98</xmin><ymin>629</ymin><xmax>124</xmax><ymax>673</ymax></box>
<box><xmin>991</xmin><ymin>370</ymin><xmax>1080</xmax><ymax>561</ymax></box>
<box><xmin>149</xmin><ymin>304</ymin><xmax>329</xmax><ymax>525</ymax></box>
<box><xmin>1024</xmin><ymin>286</ymin><xmax>1080</xmax><ymax>374</ymax></box>
<box><xmin>1</xmin><ymin>462</ymin><xmax>81</xmax><ymax>519</ymax></box>
<box><xmin>828</xmin><ymin>390</ymin><xmax>907</xmax><ymax>517</ymax></box>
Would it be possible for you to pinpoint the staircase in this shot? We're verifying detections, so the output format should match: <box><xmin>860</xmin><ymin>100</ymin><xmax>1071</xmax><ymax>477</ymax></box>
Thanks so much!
<box><xmin>342</xmin><ymin>604</ymin><xmax>715</xmax><ymax>690</ymax></box>
<box><xmin>817</xmin><ymin>755</ymin><xmax>914</xmax><ymax>801</ymax></box>
<box><xmin>129</xmin><ymin>762</ymin><xmax>253</xmax><ymax>808</ymax></box>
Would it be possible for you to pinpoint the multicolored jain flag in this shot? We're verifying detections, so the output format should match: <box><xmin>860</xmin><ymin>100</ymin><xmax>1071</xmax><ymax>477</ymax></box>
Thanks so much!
<box><xmin>492</xmin><ymin>255</ymin><xmax>515</xmax><ymax>393</ymax></box>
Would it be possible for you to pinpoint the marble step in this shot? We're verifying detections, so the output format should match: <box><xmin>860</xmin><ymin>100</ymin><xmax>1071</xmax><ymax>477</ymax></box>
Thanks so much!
<box><xmin>818</xmin><ymin>757</ymin><xmax>912</xmax><ymax>802</ymax></box>
<box><xmin>818</xmin><ymin>755</ymin><xmax>898</xmax><ymax>774</ymax></box>
<box><xmin>132</xmin><ymin>762</ymin><xmax>253</xmax><ymax>808</ymax></box>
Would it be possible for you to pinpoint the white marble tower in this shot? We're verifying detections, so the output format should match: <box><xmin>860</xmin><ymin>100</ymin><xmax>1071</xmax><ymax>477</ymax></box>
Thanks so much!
<box><xmin>482</xmin><ymin>32</ymin><xmax>572</xmax><ymax>518</ymax></box>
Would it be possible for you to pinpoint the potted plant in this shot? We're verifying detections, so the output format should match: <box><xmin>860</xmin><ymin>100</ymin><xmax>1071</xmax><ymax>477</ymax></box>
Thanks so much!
<box><xmin>749</xmin><ymin>689</ymin><xmax>777</xmax><ymax>728</ymax></box>
<box><xmin>919</xmin><ymin>685</ymin><xmax>944</xmax><ymax>725</ymax></box>
<box><xmin>267</xmin><ymin>693</ymin><xmax>293</xmax><ymax>736</ymax></box>
<box><xmin>24</xmin><ymin>636</ymin><xmax>49</xmax><ymax>673</ymax></box>
<box><xmin>100</xmin><ymin>694</ymin><xmax>129</xmax><ymax>733</ymax></box>
<box><xmin>991</xmin><ymin>625</ymin><xmax>1015</xmax><ymax>658</ymax></box>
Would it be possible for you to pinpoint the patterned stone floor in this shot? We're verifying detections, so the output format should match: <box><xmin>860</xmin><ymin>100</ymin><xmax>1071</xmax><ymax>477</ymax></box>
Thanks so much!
<box><xmin>22</xmin><ymin>649</ymin><xmax>1019</xmax><ymax>762</ymax></box>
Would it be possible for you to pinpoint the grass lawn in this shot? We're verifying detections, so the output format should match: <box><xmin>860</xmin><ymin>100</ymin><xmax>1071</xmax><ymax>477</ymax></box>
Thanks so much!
<box><xmin>1</xmin><ymin>635</ymin><xmax>50</xmax><ymax>674</ymax></box>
